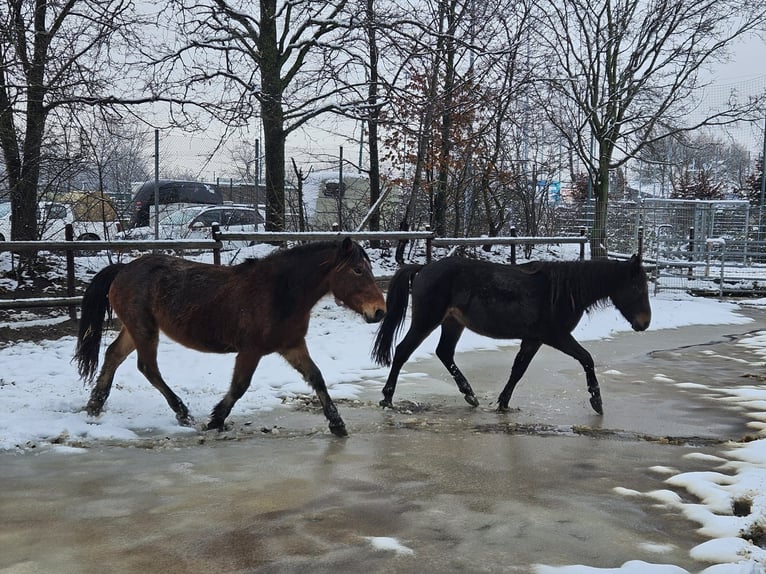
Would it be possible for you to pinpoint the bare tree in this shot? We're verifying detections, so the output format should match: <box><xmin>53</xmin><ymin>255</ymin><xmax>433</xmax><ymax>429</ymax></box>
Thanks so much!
<box><xmin>228</xmin><ymin>141</ymin><xmax>259</xmax><ymax>183</ymax></box>
<box><xmin>536</xmin><ymin>0</ymin><xmax>766</xmax><ymax>256</ymax></box>
<box><xmin>0</xmin><ymin>0</ymin><xmax>146</xmax><ymax>242</ymax></box>
<box><xmin>373</xmin><ymin>0</ymin><xmax>544</xmax><ymax>249</ymax></box>
<box><xmin>637</xmin><ymin>132</ymin><xmax>751</xmax><ymax>198</ymax></box>
<box><xmin>164</xmin><ymin>0</ymin><xmax>356</xmax><ymax>231</ymax></box>
<box><xmin>72</xmin><ymin>110</ymin><xmax>150</xmax><ymax>226</ymax></box>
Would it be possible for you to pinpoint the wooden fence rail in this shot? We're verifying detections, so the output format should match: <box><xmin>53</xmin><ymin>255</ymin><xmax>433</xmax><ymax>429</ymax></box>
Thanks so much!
<box><xmin>0</xmin><ymin>226</ymin><xmax>588</xmax><ymax>315</ymax></box>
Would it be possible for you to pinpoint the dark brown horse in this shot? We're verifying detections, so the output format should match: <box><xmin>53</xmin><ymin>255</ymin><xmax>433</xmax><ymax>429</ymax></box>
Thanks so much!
<box><xmin>372</xmin><ymin>255</ymin><xmax>651</xmax><ymax>413</ymax></box>
<box><xmin>75</xmin><ymin>238</ymin><xmax>386</xmax><ymax>436</ymax></box>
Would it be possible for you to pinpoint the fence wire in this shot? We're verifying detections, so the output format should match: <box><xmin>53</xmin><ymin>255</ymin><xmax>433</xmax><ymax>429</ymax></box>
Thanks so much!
<box><xmin>595</xmin><ymin>198</ymin><xmax>766</xmax><ymax>295</ymax></box>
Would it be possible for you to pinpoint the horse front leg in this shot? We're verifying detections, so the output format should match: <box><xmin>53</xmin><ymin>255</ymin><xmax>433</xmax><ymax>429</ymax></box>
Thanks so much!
<box><xmin>436</xmin><ymin>319</ymin><xmax>478</xmax><ymax>407</ymax></box>
<box><xmin>208</xmin><ymin>352</ymin><xmax>260</xmax><ymax>431</ymax></box>
<box><xmin>380</xmin><ymin>327</ymin><xmax>433</xmax><ymax>408</ymax></box>
<box><xmin>134</xmin><ymin>334</ymin><xmax>194</xmax><ymax>427</ymax></box>
<box><xmin>86</xmin><ymin>328</ymin><xmax>135</xmax><ymax>417</ymax></box>
<box><xmin>497</xmin><ymin>339</ymin><xmax>542</xmax><ymax>411</ymax></box>
<box><xmin>548</xmin><ymin>334</ymin><xmax>603</xmax><ymax>414</ymax></box>
<box><xmin>282</xmin><ymin>342</ymin><xmax>347</xmax><ymax>437</ymax></box>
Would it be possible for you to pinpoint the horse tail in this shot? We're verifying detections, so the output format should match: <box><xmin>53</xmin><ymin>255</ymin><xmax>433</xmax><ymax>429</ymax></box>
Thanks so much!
<box><xmin>372</xmin><ymin>264</ymin><xmax>424</xmax><ymax>366</ymax></box>
<box><xmin>74</xmin><ymin>263</ymin><xmax>126</xmax><ymax>383</ymax></box>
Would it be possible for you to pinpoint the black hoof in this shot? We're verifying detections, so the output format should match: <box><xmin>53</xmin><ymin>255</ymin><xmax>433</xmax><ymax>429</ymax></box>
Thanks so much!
<box><xmin>464</xmin><ymin>394</ymin><xmax>479</xmax><ymax>407</ymax></box>
<box><xmin>589</xmin><ymin>395</ymin><xmax>604</xmax><ymax>415</ymax></box>
<box><xmin>177</xmin><ymin>414</ymin><xmax>195</xmax><ymax>427</ymax></box>
<box><xmin>329</xmin><ymin>422</ymin><xmax>348</xmax><ymax>437</ymax></box>
<box><xmin>206</xmin><ymin>419</ymin><xmax>225</xmax><ymax>431</ymax></box>
<box><xmin>379</xmin><ymin>399</ymin><xmax>393</xmax><ymax>409</ymax></box>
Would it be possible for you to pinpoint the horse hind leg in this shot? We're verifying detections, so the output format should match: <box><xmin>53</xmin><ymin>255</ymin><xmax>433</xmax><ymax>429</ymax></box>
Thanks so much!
<box><xmin>86</xmin><ymin>327</ymin><xmax>136</xmax><ymax>417</ymax></box>
<box><xmin>435</xmin><ymin>318</ymin><xmax>478</xmax><ymax>407</ymax></box>
<box><xmin>208</xmin><ymin>352</ymin><xmax>260</xmax><ymax>431</ymax></box>
<box><xmin>133</xmin><ymin>333</ymin><xmax>194</xmax><ymax>426</ymax></box>
<box><xmin>496</xmin><ymin>339</ymin><xmax>542</xmax><ymax>411</ymax></box>
<box><xmin>281</xmin><ymin>342</ymin><xmax>347</xmax><ymax>437</ymax></box>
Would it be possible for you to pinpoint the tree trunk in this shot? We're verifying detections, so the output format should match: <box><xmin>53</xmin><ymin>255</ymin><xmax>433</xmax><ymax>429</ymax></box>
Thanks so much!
<box><xmin>259</xmin><ymin>0</ymin><xmax>286</xmax><ymax>231</ymax></box>
<box><xmin>366</xmin><ymin>0</ymin><xmax>381</xmax><ymax>244</ymax></box>
<box><xmin>434</xmin><ymin>0</ymin><xmax>457</xmax><ymax>237</ymax></box>
<box><xmin>591</xmin><ymin>160</ymin><xmax>610</xmax><ymax>258</ymax></box>
<box><xmin>262</xmin><ymin>109</ymin><xmax>285</xmax><ymax>231</ymax></box>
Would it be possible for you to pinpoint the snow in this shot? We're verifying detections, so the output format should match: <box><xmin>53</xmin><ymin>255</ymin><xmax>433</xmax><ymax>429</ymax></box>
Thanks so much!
<box><xmin>364</xmin><ymin>536</ymin><xmax>415</xmax><ymax>555</ymax></box>
<box><xmin>4</xmin><ymin>245</ymin><xmax>766</xmax><ymax>572</ymax></box>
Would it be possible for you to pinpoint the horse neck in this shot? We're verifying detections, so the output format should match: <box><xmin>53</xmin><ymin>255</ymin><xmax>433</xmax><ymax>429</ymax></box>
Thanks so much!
<box><xmin>556</xmin><ymin>261</ymin><xmax>623</xmax><ymax>311</ymax></box>
<box><xmin>279</xmin><ymin>244</ymin><xmax>337</xmax><ymax>308</ymax></box>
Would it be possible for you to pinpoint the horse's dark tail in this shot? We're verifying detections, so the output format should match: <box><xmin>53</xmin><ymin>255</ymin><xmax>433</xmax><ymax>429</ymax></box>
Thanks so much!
<box><xmin>372</xmin><ymin>264</ymin><xmax>423</xmax><ymax>366</ymax></box>
<box><xmin>74</xmin><ymin>263</ymin><xmax>126</xmax><ymax>383</ymax></box>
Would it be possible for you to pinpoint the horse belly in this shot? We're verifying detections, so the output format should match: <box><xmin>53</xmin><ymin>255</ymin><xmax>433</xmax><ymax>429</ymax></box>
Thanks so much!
<box><xmin>447</xmin><ymin>304</ymin><xmax>538</xmax><ymax>340</ymax></box>
<box><xmin>160</xmin><ymin>322</ymin><xmax>240</xmax><ymax>354</ymax></box>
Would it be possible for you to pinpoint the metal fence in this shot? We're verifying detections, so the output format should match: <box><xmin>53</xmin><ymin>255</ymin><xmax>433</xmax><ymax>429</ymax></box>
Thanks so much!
<box><xmin>596</xmin><ymin>198</ymin><xmax>766</xmax><ymax>295</ymax></box>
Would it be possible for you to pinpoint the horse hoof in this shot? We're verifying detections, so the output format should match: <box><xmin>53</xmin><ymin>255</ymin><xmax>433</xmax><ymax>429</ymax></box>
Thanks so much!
<box><xmin>379</xmin><ymin>399</ymin><xmax>393</xmax><ymax>409</ymax></box>
<box><xmin>589</xmin><ymin>396</ymin><xmax>604</xmax><ymax>415</ymax></box>
<box><xmin>178</xmin><ymin>414</ymin><xmax>195</xmax><ymax>427</ymax></box>
<box><xmin>464</xmin><ymin>394</ymin><xmax>479</xmax><ymax>407</ymax></box>
<box><xmin>85</xmin><ymin>405</ymin><xmax>102</xmax><ymax>418</ymax></box>
<box><xmin>206</xmin><ymin>419</ymin><xmax>224</xmax><ymax>431</ymax></box>
<box><xmin>330</xmin><ymin>423</ymin><xmax>348</xmax><ymax>437</ymax></box>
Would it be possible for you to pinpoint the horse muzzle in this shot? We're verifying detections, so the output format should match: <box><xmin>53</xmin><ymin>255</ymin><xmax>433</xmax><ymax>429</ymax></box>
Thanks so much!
<box><xmin>631</xmin><ymin>313</ymin><xmax>651</xmax><ymax>331</ymax></box>
<box><xmin>365</xmin><ymin>307</ymin><xmax>386</xmax><ymax>324</ymax></box>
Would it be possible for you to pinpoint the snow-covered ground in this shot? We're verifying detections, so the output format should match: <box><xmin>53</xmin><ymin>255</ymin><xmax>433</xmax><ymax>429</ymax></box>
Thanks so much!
<box><xmin>2</xmin><ymin>244</ymin><xmax>766</xmax><ymax>573</ymax></box>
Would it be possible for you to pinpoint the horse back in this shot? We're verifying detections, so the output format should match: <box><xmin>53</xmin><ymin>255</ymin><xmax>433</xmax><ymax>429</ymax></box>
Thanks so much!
<box><xmin>411</xmin><ymin>257</ymin><xmax>564</xmax><ymax>339</ymax></box>
<box><xmin>108</xmin><ymin>254</ymin><xmax>288</xmax><ymax>353</ymax></box>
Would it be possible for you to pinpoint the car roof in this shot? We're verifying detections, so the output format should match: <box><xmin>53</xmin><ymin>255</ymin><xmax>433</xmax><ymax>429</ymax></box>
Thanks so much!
<box><xmin>157</xmin><ymin>204</ymin><xmax>260</xmax><ymax>224</ymax></box>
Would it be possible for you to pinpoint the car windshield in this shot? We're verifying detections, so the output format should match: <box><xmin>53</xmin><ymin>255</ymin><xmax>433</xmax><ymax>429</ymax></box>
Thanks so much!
<box><xmin>40</xmin><ymin>203</ymin><xmax>68</xmax><ymax>220</ymax></box>
<box><xmin>160</xmin><ymin>207</ymin><xmax>206</xmax><ymax>226</ymax></box>
<box><xmin>0</xmin><ymin>203</ymin><xmax>10</xmax><ymax>218</ymax></box>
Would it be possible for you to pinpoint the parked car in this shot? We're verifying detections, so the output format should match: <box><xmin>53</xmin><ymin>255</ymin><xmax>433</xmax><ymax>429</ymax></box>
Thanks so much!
<box><xmin>118</xmin><ymin>205</ymin><xmax>264</xmax><ymax>248</ymax></box>
<box><xmin>0</xmin><ymin>194</ymin><xmax>120</xmax><ymax>241</ymax></box>
<box><xmin>38</xmin><ymin>195</ymin><xmax>121</xmax><ymax>241</ymax></box>
<box><xmin>128</xmin><ymin>180</ymin><xmax>223</xmax><ymax>228</ymax></box>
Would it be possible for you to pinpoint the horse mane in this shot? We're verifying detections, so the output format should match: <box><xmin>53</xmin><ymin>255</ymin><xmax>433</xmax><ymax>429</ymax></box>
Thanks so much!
<box><xmin>239</xmin><ymin>240</ymin><xmax>367</xmax><ymax>319</ymax></box>
<box><xmin>241</xmin><ymin>239</ymin><xmax>366</xmax><ymax>269</ymax></box>
<box><xmin>531</xmin><ymin>259</ymin><xmax>632</xmax><ymax>313</ymax></box>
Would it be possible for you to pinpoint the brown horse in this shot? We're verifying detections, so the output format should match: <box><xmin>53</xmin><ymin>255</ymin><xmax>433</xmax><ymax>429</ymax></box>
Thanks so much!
<box><xmin>74</xmin><ymin>238</ymin><xmax>386</xmax><ymax>436</ymax></box>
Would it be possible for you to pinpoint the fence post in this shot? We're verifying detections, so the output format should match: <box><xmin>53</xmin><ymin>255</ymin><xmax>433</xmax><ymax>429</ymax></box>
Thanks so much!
<box><xmin>719</xmin><ymin>243</ymin><xmax>725</xmax><ymax>297</ymax></box>
<box><xmin>510</xmin><ymin>227</ymin><xmax>517</xmax><ymax>264</ymax></box>
<box><xmin>426</xmin><ymin>225</ymin><xmax>432</xmax><ymax>263</ymax></box>
<box><xmin>65</xmin><ymin>224</ymin><xmax>77</xmax><ymax>321</ymax></box>
<box><xmin>211</xmin><ymin>223</ymin><xmax>221</xmax><ymax>266</ymax></box>
<box><xmin>637</xmin><ymin>226</ymin><xmax>644</xmax><ymax>259</ymax></box>
<box><xmin>579</xmin><ymin>227</ymin><xmax>586</xmax><ymax>260</ymax></box>
<box><xmin>687</xmin><ymin>227</ymin><xmax>695</xmax><ymax>279</ymax></box>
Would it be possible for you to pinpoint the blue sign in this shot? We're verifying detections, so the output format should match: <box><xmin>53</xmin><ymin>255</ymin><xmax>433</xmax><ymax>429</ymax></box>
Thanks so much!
<box><xmin>537</xmin><ymin>180</ymin><xmax>561</xmax><ymax>203</ymax></box>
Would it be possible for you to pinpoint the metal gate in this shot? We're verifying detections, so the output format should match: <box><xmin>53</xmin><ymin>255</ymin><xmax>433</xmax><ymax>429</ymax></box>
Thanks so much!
<box><xmin>603</xmin><ymin>198</ymin><xmax>766</xmax><ymax>295</ymax></box>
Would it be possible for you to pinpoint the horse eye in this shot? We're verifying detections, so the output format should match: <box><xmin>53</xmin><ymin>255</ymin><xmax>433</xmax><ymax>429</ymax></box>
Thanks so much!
<box><xmin>353</xmin><ymin>266</ymin><xmax>363</xmax><ymax>275</ymax></box>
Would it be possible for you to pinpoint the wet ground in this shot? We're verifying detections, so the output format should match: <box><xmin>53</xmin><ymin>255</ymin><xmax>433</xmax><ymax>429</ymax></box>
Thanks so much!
<box><xmin>3</xmin><ymin>308</ymin><xmax>766</xmax><ymax>573</ymax></box>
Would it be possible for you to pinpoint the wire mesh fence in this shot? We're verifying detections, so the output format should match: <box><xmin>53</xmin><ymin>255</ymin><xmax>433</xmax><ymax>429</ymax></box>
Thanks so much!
<box><xmin>590</xmin><ymin>198</ymin><xmax>766</xmax><ymax>296</ymax></box>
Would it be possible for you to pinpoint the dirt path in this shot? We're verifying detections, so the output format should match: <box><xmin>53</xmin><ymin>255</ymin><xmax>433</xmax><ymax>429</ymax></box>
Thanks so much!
<box><xmin>3</xmin><ymin>309</ymin><xmax>766</xmax><ymax>573</ymax></box>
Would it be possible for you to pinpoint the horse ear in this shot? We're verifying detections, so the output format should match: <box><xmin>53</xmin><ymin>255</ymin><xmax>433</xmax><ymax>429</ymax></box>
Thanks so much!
<box><xmin>629</xmin><ymin>253</ymin><xmax>642</xmax><ymax>272</ymax></box>
<box><xmin>340</xmin><ymin>237</ymin><xmax>353</xmax><ymax>254</ymax></box>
